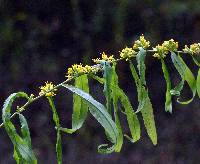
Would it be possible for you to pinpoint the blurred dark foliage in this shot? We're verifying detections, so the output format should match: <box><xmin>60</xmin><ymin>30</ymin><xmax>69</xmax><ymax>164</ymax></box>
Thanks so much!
<box><xmin>0</xmin><ymin>0</ymin><xmax>200</xmax><ymax>163</ymax></box>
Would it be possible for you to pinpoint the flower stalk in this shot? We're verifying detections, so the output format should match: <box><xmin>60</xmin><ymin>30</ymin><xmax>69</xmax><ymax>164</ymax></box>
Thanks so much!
<box><xmin>0</xmin><ymin>35</ymin><xmax>199</xmax><ymax>128</ymax></box>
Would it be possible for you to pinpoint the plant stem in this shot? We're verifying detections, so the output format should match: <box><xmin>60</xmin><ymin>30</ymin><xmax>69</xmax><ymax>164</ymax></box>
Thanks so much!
<box><xmin>0</xmin><ymin>49</ymin><xmax>188</xmax><ymax>128</ymax></box>
<box><xmin>0</xmin><ymin>78</ymin><xmax>72</xmax><ymax>128</ymax></box>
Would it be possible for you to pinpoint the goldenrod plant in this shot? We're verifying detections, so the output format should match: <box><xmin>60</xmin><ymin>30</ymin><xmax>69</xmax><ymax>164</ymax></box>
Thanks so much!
<box><xmin>1</xmin><ymin>35</ymin><xmax>200</xmax><ymax>164</ymax></box>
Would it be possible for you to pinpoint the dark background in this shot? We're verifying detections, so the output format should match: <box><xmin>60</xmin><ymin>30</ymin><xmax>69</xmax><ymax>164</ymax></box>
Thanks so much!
<box><xmin>0</xmin><ymin>0</ymin><xmax>200</xmax><ymax>163</ymax></box>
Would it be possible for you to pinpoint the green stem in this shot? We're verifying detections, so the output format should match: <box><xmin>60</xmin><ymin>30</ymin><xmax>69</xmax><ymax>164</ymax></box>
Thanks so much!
<box><xmin>0</xmin><ymin>78</ymin><xmax>71</xmax><ymax>128</ymax></box>
<box><xmin>0</xmin><ymin>49</ymin><xmax>190</xmax><ymax>128</ymax></box>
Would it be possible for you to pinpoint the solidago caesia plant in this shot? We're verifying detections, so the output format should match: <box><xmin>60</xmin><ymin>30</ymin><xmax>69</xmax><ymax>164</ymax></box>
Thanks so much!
<box><xmin>1</xmin><ymin>35</ymin><xmax>200</xmax><ymax>163</ymax></box>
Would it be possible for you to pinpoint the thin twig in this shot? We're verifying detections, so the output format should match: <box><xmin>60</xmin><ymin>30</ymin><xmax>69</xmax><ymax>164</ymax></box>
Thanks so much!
<box><xmin>0</xmin><ymin>78</ymin><xmax>72</xmax><ymax>128</ymax></box>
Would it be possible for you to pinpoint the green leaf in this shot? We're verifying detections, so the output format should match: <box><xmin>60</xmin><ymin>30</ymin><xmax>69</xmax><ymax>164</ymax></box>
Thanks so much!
<box><xmin>178</xmin><ymin>55</ymin><xmax>196</xmax><ymax>104</ymax></box>
<box><xmin>111</xmin><ymin>63</ymin><xmax>123</xmax><ymax>152</ymax></box>
<box><xmin>170</xmin><ymin>52</ymin><xmax>185</xmax><ymax>96</ymax></box>
<box><xmin>129</xmin><ymin>48</ymin><xmax>147</xmax><ymax>113</ymax></box>
<box><xmin>197</xmin><ymin>69</ymin><xmax>200</xmax><ymax>98</ymax></box>
<box><xmin>56</xmin><ymin>130</ymin><xmax>62</xmax><ymax>164</ymax></box>
<box><xmin>48</xmin><ymin>97</ymin><xmax>60</xmax><ymax>127</ymax></box>
<box><xmin>136</xmin><ymin>47</ymin><xmax>147</xmax><ymax>86</ymax></box>
<box><xmin>170</xmin><ymin>52</ymin><xmax>196</xmax><ymax>104</ymax></box>
<box><xmin>92</xmin><ymin>70</ymin><xmax>141</xmax><ymax>143</ymax></box>
<box><xmin>161</xmin><ymin>59</ymin><xmax>172</xmax><ymax>113</ymax></box>
<box><xmin>59</xmin><ymin>75</ymin><xmax>89</xmax><ymax>134</ymax></box>
<box><xmin>2</xmin><ymin>92</ymin><xmax>37</xmax><ymax>163</ymax></box>
<box><xmin>13</xmin><ymin>146</ymin><xmax>20</xmax><ymax>164</ymax></box>
<box><xmin>72</xmin><ymin>74</ymin><xmax>89</xmax><ymax>130</ymax></box>
<box><xmin>61</xmin><ymin>84</ymin><xmax>118</xmax><ymax>154</ymax></box>
<box><xmin>129</xmin><ymin>48</ymin><xmax>157</xmax><ymax>145</ymax></box>
<box><xmin>117</xmin><ymin>89</ymin><xmax>141</xmax><ymax>143</ymax></box>
<box><xmin>141</xmin><ymin>89</ymin><xmax>157</xmax><ymax>145</ymax></box>
<box><xmin>47</xmin><ymin>97</ymin><xmax>62</xmax><ymax>164</ymax></box>
<box><xmin>101</xmin><ymin>61</ymin><xmax>113</xmax><ymax>115</ymax></box>
<box><xmin>129</xmin><ymin>61</ymin><xmax>145</xmax><ymax>113</ymax></box>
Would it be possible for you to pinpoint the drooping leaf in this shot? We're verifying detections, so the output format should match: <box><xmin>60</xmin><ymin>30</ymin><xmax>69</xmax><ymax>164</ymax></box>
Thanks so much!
<box><xmin>141</xmin><ymin>89</ymin><xmax>157</xmax><ymax>145</ymax></box>
<box><xmin>117</xmin><ymin>89</ymin><xmax>141</xmax><ymax>143</ymax></box>
<box><xmin>101</xmin><ymin>61</ymin><xmax>116</xmax><ymax>144</ymax></box>
<box><xmin>129</xmin><ymin>61</ymin><xmax>145</xmax><ymax>113</ymax></box>
<box><xmin>178</xmin><ymin>55</ymin><xmax>196</xmax><ymax>104</ymax></box>
<box><xmin>111</xmin><ymin>63</ymin><xmax>123</xmax><ymax>152</ymax></box>
<box><xmin>2</xmin><ymin>92</ymin><xmax>37</xmax><ymax>163</ymax></box>
<box><xmin>129</xmin><ymin>48</ymin><xmax>147</xmax><ymax>113</ymax></box>
<box><xmin>61</xmin><ymin>84</ymin><xmax>118</xmax><ymax>154</ymax></box>
<box><xmin>170</xmin><ymin>52</ymin><xmax>196</xmax><ymax>104</ymax></box>
<box><xmin>59</xmin><ymin>75</ymin><xmax>89</xmax><ymax>134</ymax></box>
<box><xmin>56</xmin><ymin>130</ymin><xmax>62</xmax><ymax>164</ymax></box>
<box><xmin>161</xmin><ymin>58</ymin><xmax>172</xmax><ymax>113</ymax></box>
<box><xmin>129</xmin><ymin>48</ymin><xmax>157</xmax><ymax>144</ymax></box>
<box><xmin>92</xmin><ymin>70</ymin><xmax>141</xmax><ymax>143</ymax></box>
<box><xmin>101</xmin><ymin>61</ymin><xmax>113</xmax><ymax>115</ymax></box>
<box><xmin>197</xmin><ymin>69</ymin><xmax>200</xmax><ymax>98</ymax></box>
<box><xmin>136</xmin><ymin>47</ymin><xmax>147</xmax><ymax>86</ymax></box>
<box><xmin>72</xmin><ymin>74</ymin><xmax>89</xmax><ymax>130</ymax></box>
<box><xmin>170</xmin><ymin>52</ymin><xmax>185</xmax><ymax>96</ymax></box>
<box><xmin>47</xmin><ymin>97</ymin><xmax>62</xmax><ymax>164</ymax></box>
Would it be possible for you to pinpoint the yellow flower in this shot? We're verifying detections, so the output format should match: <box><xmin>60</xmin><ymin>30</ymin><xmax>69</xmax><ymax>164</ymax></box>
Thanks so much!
<box><xmin>153</xmin><ymin>44</ymin><xmax>168</xmax><ymax>59</ymax></box>
<box><xmin>153</xmin><ymin>39</ymin><xmax>178</xmax><ymax>59</ymax></box>
<box><xmin>39</xmin><ymin>82</ymin><xmax>57</xmax><ymax>97</ymax></box>
<box><xmin>183</xmin><ymin>43</ymin><xmax>200</xmax><ymax>55</ymax></box>
<box><xmin>93</xmin><ymin>52</ymin><xmax>115</xmax><ymax>63</ymax></box>
<box><xmin>120</xmin><ymin>47</ymin><xmax>137</xmax><ymax>60</ymax></box>
<box><xmin>162</xmin><ymin>39</ymin><xmax>178</xmax><ymax>52</ymax></box>
<box><xmin>133</xmin><ymin>35</ymin><xmax>150</xmax><ymax>50</ymax></box>
<box><xmin>66</xmin><ymin>63</ymin><xmax>100</xmax><ymax>79</ymax></box>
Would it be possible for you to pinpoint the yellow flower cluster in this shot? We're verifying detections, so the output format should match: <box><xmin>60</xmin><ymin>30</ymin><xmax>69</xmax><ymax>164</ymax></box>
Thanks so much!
<box><xmin>153</xmin><ymin>39</ymin><xmax>178</xmax><ymax>59</ymax></box>
<box><xmin>39</xmin><ymin>82</ymin><xmax>57</xmax><ymax>97</ymax></box>
<box><xmin>66</xmin><ymin>63</ymin><xmax>100</xmax><ymax>79</ymax></box>
<box><xmin>92</xmin><ymin>52</ymin><xmax>115</xmax><ymax>63</ymax></box>
<box><xmin>183</xmin><ymin>43</ymin><xmax>200</xmax><ymax>55</ymax></box>
<box><xmin>162</xmin><ymin>39</ymin><xmax>178</xmax><ymax>52</ymax></box>
<box><xmin>120</xmin><ymin>47</ymin><xmax>137</xmax><ymax>60</ymax></box>
<box><xmin>133</xmin><ymin>35</ymin><xmax>150</xmax><ymax>50</ymax></box>
<box><xmin>153</xmin><ymin>44</ymin><xmax>168</xmax><ymax>58</ymax></box>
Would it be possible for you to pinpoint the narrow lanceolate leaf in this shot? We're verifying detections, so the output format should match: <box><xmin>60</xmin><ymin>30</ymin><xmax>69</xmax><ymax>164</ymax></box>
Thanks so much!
<box><xmin>136</xmin><ymin>48</ymin><xmax>147</xmax><ymax>113</ymax></box>
<box><xmin>161</xmin><ymin>59</ymin><xmax>172</xmax><ymax>113</ymax></box>
<box><xmin>141</xmin><ymin>89</ymin><xmax>157</xmax><ymax>145</ymax></box>
<box><xmin>92</xmin><ymin>71</ymin><xmax>141</xmax><ymax>143</ymax></box>
<box><xmin>111</xmin><ymin>63</ymin><xmax>140</xmax><ymax>143</ymax></box>
<box><xmin>170</xmin><ymin>52</ymin><xmax>196</xmax><ymax>104</ymax></box>
<box><xmin>129</xmin><ymin>48</ymin><xmax>157</xmax><ymax>145</ymax></box>
<box><xmin>56</xmin><ymin>130</ymin><xmax>62</xmax><ymax>164</ymax></box>
<box><xmin>129</xmin><ymin>48</ymin><xmax>147</xmax><ymax>113</ymax></box>
<box><xmin>178</xmin><ymin>56</ymin><xmax>196</xmax><ymax>104</ymax></box>
<box><xmin>111</xmin><ymin>63</ymin><xmax>123</xmax><ymax>152</ymax></box>
<box><xmin>129</xmin><ymin>61</ymin><xmax>145</xmax><ymax>113</ymax></box>
<box><xmin>101</xmin><ymin>61</ymin><xmax>113</xmax><ymax>115</ymax></box>
<box><xmin>170</xmin><ymin>52</ymin><xmax>185</xmax><ymax>96</ymax></box>
<box><xmin>60</xmin><ymin>75</ymin><xmax>89</xmax><ymax>134</ymax></box>
<box><xmin>61</xmin><ymin>84</ymin><xmax>118</xmax><ymax>154</ymax></box>
<box><xmin>101</xmin><ymin>61</ymin><xmax>115</xmax><ymax>143</ymax></box>
<box><xmin>197</xmin><ymin>69</ymin><xmax>200</xmax><ymax>98</ymax></box>
<box><xmin>136</xmin><ymin>47</ymin><xmax>147</xmax><ymax>85</ymax></box>
<box><xmin>2</xmin><ymin>92</ymin><xmax>37</xmax><ymax>163</ymax></box>
<box><xmin>117</xmin><ymin>89</ymin><xmax>141</xmax><ymax>143</ymax></box>
<box><xmin>72</xmin><ymin>74</ymin><xmax>89</xmax><ymax>130</ymax></box>
<box><xmin>47</xmin><ymin>97</ymin><xmax>62</xmax><ymax>164</ymax></box>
